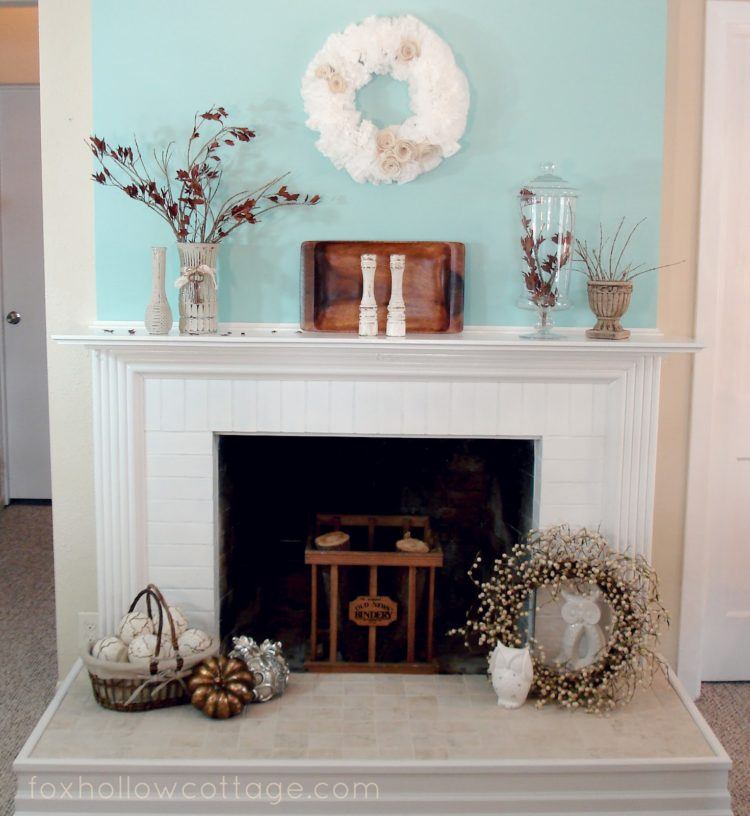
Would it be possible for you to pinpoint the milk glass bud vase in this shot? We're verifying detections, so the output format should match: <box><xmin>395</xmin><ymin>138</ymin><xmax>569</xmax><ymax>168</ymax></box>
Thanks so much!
<box><xmin>176</xmin><ymin>243</ymin><xmax>219</xmax><ymax>335</ymax></box>
<box><xmin>144</xmin><ymin>246</ymin><xmax>173</xmax><ymax>335</ymax></box>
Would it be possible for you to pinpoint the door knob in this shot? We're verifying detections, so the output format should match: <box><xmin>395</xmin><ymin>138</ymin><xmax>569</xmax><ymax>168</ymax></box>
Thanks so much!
<box><xmin>5</xmin><ymin>310</ymin><xmax>21</xmax><ymax>325</ymax></box>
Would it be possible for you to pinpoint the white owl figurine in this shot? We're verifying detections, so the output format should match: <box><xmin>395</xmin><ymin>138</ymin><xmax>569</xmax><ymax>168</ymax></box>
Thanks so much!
<box><xmin>488</xmin><ymin>642</ymin><xmax>534</xmax><ymax>708</ymax></box>
<box><xmin>555</xmin><ymin>586</ymin><xmax>606</xmax><ymax>670</ymax></box>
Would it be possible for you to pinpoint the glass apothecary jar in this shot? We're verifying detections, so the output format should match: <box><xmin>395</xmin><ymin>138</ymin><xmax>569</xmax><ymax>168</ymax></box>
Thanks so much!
<box><xmin>516</xmin><ymin>163</ymin><xmax>578</xmax><ymax>340</ymax></box>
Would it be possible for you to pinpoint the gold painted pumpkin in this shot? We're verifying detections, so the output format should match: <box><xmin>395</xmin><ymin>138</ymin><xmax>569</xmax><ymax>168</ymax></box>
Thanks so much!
<box><xmin>187</xmin><ymin>656</ymin><xmax>254</xmax><ymax>719</ymax></box>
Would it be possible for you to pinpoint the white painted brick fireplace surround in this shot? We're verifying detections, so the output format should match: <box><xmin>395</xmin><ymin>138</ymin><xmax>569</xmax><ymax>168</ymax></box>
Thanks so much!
<box><xmin>57</xmin><ymin>327</ymin><xmax>698</xmax><ymax>641</ymax></box>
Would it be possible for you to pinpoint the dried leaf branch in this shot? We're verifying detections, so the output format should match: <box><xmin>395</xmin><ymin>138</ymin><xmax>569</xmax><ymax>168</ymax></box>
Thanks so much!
<box><xmin>87</xmin><ymin>106</ymin><xmax>320</xmax><ymax>243</ymax></box>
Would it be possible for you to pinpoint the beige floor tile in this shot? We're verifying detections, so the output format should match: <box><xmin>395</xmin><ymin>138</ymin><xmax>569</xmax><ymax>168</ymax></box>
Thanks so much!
<box><xmin>31</xmin><ymin>668</ymin><xmax>715</xmax><ymax>763</ymax></box>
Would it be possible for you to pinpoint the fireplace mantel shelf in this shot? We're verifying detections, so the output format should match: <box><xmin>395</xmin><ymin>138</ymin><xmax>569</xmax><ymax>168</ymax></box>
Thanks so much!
<box><xmin>53</xmin><ymin>325</ymin><xmax>700</xmax><ymax>355</ymax></box>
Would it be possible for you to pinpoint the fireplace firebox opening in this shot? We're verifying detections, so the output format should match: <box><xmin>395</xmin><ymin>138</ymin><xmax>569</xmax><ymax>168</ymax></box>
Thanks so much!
<box><xmin>218</xmin><ymin>435</ymin><xmax>535</xmax><ymax>673</ymax></box>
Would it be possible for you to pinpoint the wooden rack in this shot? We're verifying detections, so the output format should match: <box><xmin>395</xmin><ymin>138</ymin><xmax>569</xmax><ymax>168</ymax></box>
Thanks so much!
<box><xmin>304</xmin><ymin>514</ymin><xmax>443</xmax><ymax>673</ymax></box>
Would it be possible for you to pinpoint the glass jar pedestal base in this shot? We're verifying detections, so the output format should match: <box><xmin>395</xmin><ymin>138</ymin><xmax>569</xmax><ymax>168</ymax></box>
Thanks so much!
<box><xmin>519</xmin><ymin>306</ymin><xmax>563</xmax><ymax>341</ymax></box>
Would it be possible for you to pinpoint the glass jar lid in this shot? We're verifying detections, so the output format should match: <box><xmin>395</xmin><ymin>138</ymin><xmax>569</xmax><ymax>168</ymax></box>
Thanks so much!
<box><xmin>520</xmin><ymin>162</ymin><xmax>578</xmax><ymax>198</ymax></box>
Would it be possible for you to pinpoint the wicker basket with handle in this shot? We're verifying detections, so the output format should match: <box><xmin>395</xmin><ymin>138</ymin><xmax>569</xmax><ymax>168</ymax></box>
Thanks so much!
<box><xmin>82</xmin><ymin>584</ymin><xmax>218</xmax><ymax>712</ymax></box>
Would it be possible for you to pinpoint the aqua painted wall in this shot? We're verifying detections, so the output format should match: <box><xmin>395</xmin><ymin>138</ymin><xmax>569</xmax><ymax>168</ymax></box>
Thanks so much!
<box><xmin>92</xmin><ymin>0</ymin><xmax>666</xmax><ymax>327</ymax></box>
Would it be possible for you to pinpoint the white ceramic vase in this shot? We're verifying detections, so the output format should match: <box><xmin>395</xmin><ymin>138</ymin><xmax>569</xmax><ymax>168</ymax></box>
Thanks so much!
<box><xmin>144</xmin><ymin>246</ymin><xmax>173</xmax><ymax>335</ymax></box>
<box><xmin>176</xmin><ymin>242</ymin><xmax>219</xmax><ymax>335</ymax></box>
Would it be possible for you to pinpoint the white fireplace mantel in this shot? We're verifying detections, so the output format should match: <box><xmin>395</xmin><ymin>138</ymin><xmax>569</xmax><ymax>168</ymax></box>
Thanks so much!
<box><xmin>54</xmin><ymin>327</ymin><xmax>700</xmax><ymax>639</ymax></box>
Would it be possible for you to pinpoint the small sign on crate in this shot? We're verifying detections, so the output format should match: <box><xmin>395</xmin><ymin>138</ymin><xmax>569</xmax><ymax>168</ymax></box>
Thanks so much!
<box><xmin>349</xmin><ymin>595</ymin><xmax>398</xmax><ymax>627</ymax></box>
<box><xmin>305</xmin><ymin>514</ymin><xmax>443</xmax><ymax>673</ymax></box>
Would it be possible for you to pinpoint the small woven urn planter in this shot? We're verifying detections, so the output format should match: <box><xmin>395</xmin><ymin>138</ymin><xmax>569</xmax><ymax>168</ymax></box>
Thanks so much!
<box><xmin>586</xmin><ymin>280</ymin><xmax>633</xmax><ymax>340</ymax></box>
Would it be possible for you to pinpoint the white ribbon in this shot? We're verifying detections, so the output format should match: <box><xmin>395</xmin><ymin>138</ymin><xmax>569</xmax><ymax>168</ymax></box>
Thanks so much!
<box><xmin>175</xmin><ymin>264</ymin><xmax>218</xmax><ymax>291</ymax></box>
<box><xmin>123</xmin><ymin>667</ymin><xmax>191</xmax><ymax>708</ymax></box>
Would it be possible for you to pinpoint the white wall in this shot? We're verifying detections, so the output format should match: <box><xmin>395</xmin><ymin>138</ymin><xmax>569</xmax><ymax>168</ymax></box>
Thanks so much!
<box><xmin>38</xmin><ymin>0</ymin><xmax>97</xmax><ymax>674</ymax></box>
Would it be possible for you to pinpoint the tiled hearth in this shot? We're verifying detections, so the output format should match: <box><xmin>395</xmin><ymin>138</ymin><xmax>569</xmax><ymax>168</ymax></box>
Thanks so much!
<box><xmin>15</xmin><ymin>662</ymin><xmax>730</xmax><ymax>814</ymax></box>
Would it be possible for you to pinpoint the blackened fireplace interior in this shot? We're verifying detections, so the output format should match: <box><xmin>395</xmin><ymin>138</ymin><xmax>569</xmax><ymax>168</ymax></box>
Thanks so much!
<box><xmin>219</xmin><ymin>435</ymin><xmax>535</xmax><ymax>673</ymax></box>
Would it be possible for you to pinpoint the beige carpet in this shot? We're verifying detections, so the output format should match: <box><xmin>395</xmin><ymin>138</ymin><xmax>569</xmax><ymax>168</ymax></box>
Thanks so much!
<box><xmin>0</xmin><ymin>503</ymin><xmax>747</xmax><ymax>814</ymax></box>
<box><xmin>0</xmin><ymin>505</ymin><xmax>56</xmax><ymax>816</ymax></box>
<box><xmin>697</xmin><ymin>680</ymin><xmax>750</xmax><ymax>816</ymax></box>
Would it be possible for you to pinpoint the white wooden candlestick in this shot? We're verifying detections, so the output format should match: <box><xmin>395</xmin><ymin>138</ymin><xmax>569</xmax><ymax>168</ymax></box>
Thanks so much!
<box><xmin>359</xmin><ymin>253</ymin><xmax>378</xmax><ymax>336</ymax></box>
<box><xmin>387</xmin><ymin>254</ymin><xmax>406</xmax><ymax>337</ymax></box>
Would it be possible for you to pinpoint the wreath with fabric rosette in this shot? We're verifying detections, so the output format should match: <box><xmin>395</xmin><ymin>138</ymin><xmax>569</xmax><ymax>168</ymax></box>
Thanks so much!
<box><xmin>301</xmin><ymin>15</ymin><xmax>470</xmax><ymax>185</ymax></box>
<box><xmin>453</xmin><ymin>525</ymin><xmax>669</xmax><ymax>714</ymax></box>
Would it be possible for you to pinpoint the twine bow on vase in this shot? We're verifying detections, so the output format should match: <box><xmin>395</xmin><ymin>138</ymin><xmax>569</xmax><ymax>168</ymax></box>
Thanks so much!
<box><xmin>175</xmin><ymin>264</ymin><xmax>218</xmax><ymax>303</ymax></box>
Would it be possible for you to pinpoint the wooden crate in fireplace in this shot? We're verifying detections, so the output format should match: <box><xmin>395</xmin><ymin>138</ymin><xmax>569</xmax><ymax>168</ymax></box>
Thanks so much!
<box><xmin>304</xmin><ymin>514</ymin><xmax>443</xmax><ymax>673</ymax></box>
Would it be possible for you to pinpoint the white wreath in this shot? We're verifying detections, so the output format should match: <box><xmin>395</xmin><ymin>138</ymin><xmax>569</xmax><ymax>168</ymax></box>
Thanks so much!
<box><xmin>301</xmin><ymin>15</ymin><xmax>470</xmax><ymax>185</ymax></box>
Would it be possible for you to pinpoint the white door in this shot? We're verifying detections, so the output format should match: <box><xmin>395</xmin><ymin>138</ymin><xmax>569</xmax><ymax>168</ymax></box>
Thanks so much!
<box><xmin>679</xmin><ymin>1</ymin><xmax>750</xmax><ymax>687</ymax></box>
<box><xmin>0</xmin><ymin>85</ymin><xmax>50</xmax><ymax>500</ymax></box>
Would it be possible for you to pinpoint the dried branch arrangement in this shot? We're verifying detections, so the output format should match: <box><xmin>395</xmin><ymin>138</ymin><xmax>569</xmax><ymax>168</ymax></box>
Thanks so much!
<box><xmin>87</xmin><ymin>106</ymin><xmax>320</xmax><ymax>243</ymax></box>
<box><xmin>452</xmin><ymin>525</ymin><xmax>668</xmax><ymax>713</ymax></box>
<box><xmin>519</xmin><ymin>188</ymin><xmax>573</xmax><ymax>308</ymax></box>
<box><xmin>575</xmin><ymin>218</ymin><xmax>678</xmax><ymax>282</ymax></box>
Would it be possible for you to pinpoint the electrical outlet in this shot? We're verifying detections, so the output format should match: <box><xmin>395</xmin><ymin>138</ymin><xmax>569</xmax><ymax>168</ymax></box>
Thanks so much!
<box><xmin>78</xmin><ymin>611</ymin><xmax>100</xmax><ymax>649</ymax></box>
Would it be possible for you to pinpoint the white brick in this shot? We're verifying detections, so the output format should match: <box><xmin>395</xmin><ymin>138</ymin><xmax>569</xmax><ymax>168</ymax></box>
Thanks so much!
<box><xmin>521</xmin><ymin>383</ymin><xmax>547</xmax><ymax>435</ymax></box>
<box><xmin>541</xmin><ymin>458</ymin><xmax>604</xmax><ymax>484</ymax></box>
<box><xmin>545</xmin><ymin>383</ymin><xmax>571</xmax><ymax>435</ymax></box>
<box><xmin>208</xmin><ymin>379</ymin><xmax>232</xmax><ymax>430</ymax></box>
<box><xmin>147</xmin><ymin>477</ymin><xmax>212</xmax><ymax>501</ymax></box>
<box><xmin>144</xmin><ymin>379</ymin><xmax>161</xmax><ymax>431</ymax></box>
<box><xmin>305</xmin><ymin>381</ymin><xmax>330</xmax><ymax>433</ymax></box>
<box><xmin>257</xmin><ymin>380</ymin><xmax>282</xmax><ymax>431</ymax></box>
<box><xmin>449</xmin><ymin>382</ymin><xmax>474</xmax><ymax>435</ymax></box>
<box><xmin>593</xmin><ymin>384</ymin><xmax>608</xmax><ymax>436</ymax></box>
<box><xmin>570</xmin><ymin>383</ymin><xmax>595</xmax><ymax>436</ymax></box>
<box><xmin>232</xmin><ymin>379</ymin><xmax>257</xmax><ymax>432</ymax></box>
<box><xmin>473</xmin><ymin>382</ymin><xmax>498</xmax><ymax>436</ymax></box>
<box><xmin>542</xmin><ymin>481</ymin><xmax>603</xmax><ymax>507</ymax></box>
<box><xmin>426</xmin><ymin>382</ymin><xmax>450</xmax><ymax>434</ymax></box>
<box><xmin>402</xmin><ymin>381</ymin><xmax>427</xmax><ymax>435</ymax></box>
<box><xmin>497</xmin><ymin>382</ymin><xmax>524</xmax><ymax>436</ymax></box>
<box><xmin>184</xmin><ymin>379</ymin><xmax>209</xmax><ymax>431</ymax></box>
<box><xmin>148</xmin><ymin>522</ymin><xmax>213</xmax><ymax>545</ymax></box>
<box><xmin>330</xmin><ymin>381</ymin><xmax>354</xmax><ymax>433</ymax></box>
<box><xmin>539</xmin><ymin>504</ymin><xmax>603</xmax><ymax>529</ymax></box>
<box><xmin>543</xmin><ymin>435</ymin><xmax>605</xmax><ymax>461</ymax></box>
<box><xmin>149</xmin><ymin>544</ymin><xmax>213</xmax><ymax>567</ymax></box>
<box><xmin>281</xmin><ymin>381</ymin><xmax>306</xmax><ymax>433</ymax></box>
<box><xmin>377</xmin><ymin>382</ymin><xmax>403</xmax><ymax>435</ymax></box>
<box><xmin>160</xmin><ymin>379</ymin><xmax>185</xmax><ymax>431</ymax></box>
<box><xmin>354</xmin><ymin>381</ymin><xmax>378</xmax><ymax>434</ymax></box>
<box><xmin>147</xmin><ymin>454</ymin><xmax>212</xmax><ymax>478</ymax></box>
<box><xmin>146</xmin><ymin>431</ymin><xmax>212</xmax><ymax>456</ymax></box>
<box><xmin>157</xmin><ymin>588</ymin><xmax>214</xmax><ymax>612</ymax></box>
<box><xmin>149</xmin><ymin>565</ymin><xmax>214</xmax><ymax>590</ymax></box>
<box><xmin>186</xmin><ymin>610</ymin><xmax>216</xmax><ymax>634</ymax></box>
<box><xmin>147</xmin><ymin>499</ymin><xmax>212</xmax><ymax>524</ymax></box>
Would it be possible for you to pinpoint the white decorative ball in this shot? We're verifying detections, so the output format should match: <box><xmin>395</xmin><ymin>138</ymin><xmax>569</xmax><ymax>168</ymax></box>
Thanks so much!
<box><xmin>127</xmin><ymin>633</ymin><xmax>175</xmax><ymax>666</ymax></box>
<box><xmin>91</xmin><ymin>636</ymin><xmax>128</xmax><ymax>663</ymax></box>
<box><xmin>117</xmin><ymin>611</ymin><xmax>154</xmax><ymax>645</ymax></box>
<box><xmin>154</xmin><ymin>606</ymin><xmax>188</xmax><ymax>637</ymax></box>
<box><xmin>177</xmin><ymin>628</ymin><xmax>212</xmax><ymax>656</ymax></box>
